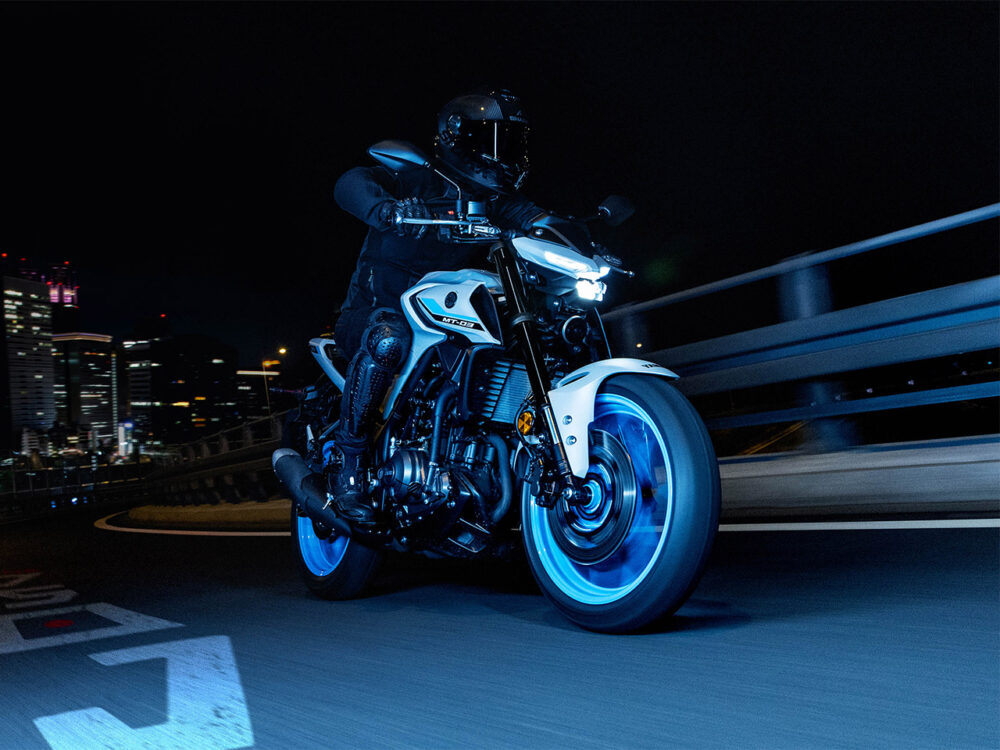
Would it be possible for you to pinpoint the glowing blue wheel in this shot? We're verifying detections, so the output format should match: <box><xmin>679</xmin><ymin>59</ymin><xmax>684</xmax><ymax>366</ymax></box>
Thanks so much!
<box><xmin>522</xmin><ymin>376</ymin><xmax>720</xmax><ymax>633</ymax></box>
<box><xmin>297</xmin><ymin>514</ymin><xmax>350</xmax><ymax>576</ymax></box>
<box><xmin>292</xmin><ymin>503</ymin><xmax>383</xmax><ymax>600</ymax></box>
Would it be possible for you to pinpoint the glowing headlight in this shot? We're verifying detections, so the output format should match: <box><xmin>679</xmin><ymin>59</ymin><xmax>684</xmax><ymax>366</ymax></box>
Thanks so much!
<box><xmin>543</xmin><ymin>250</ymin><xmax>592</xmax><ymax>275</ymax></box>
<box><xmin>576</xmin><ymin>278</ymin><xmax>607</xmax><ymax>301</ymax></box>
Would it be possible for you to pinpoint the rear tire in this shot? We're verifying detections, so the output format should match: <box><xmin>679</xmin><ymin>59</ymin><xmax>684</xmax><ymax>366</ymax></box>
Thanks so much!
<box><xmin>292</xmin><ymin>502</ymin><xmax>383</xmax><ymax>600</ymax></box>
<box><xmin>521</xmin><ymin>376</ymin><xmax>720</xmax><ymax>633</ymax></box>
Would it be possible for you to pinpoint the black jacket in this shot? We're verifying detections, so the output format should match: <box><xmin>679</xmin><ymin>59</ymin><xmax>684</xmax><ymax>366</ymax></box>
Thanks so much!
<box><xmin>334</xmin><ymin>163</ymin><xmax>541</xmax><ymax>312</ymax></box>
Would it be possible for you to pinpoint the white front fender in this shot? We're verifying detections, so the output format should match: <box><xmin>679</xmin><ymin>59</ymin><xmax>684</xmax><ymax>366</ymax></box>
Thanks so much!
<box><xmin>547</xmin><ymin>358</ymin><xmax>679</xmax><ymax>477</ymax></box>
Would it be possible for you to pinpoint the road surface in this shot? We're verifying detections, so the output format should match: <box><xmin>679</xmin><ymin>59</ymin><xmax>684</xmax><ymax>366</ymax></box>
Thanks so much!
<box><xmin>1</xmin><ymin>513</ymin><xmax>997</xmax><ymax>749</ymax></box>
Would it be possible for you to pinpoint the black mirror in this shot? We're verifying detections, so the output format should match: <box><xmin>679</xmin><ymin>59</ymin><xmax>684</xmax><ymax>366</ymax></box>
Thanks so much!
<box><xmin>368</xmin><ymin>140</ymin><xmax>431</xmax><ymax>171</ymax></box>
<box><xmin>597</xmin><ymin>195</ymin><xmax>635</xmax><ymax>227</ymax></box>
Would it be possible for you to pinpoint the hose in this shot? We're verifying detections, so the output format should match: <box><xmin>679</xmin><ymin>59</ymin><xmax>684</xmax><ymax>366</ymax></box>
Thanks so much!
<box><xmin>484</xmin><ymin>433</ymin><xmax>513</xmax><ymax>526</ymax></box>
<box><xmin>424</xmin><ymin>381</ymin><xmax>459</xmax><ymax>498</ymax></box>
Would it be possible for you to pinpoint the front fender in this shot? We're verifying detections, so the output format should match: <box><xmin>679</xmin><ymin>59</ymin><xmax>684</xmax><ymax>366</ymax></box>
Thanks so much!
<box><xmin>547</xmin><ymin>358</ymin><xmax>679</xmax><ymax>477</ymax></box>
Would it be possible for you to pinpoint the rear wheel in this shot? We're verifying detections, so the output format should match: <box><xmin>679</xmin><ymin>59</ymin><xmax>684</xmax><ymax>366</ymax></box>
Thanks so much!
<box><xmin>521</xmin><ymin>376</ymin><xmax>720</xmax><ymax>633</ymax></box>
<box><xmin>292</xmin><ymin>502</ymin><xmax>384</xmax><ymax>599</ymax></box>
<box><xmin>284</xmin><ymin>394</ymin><xmax>382</xmax><ymax>599</ymax></box>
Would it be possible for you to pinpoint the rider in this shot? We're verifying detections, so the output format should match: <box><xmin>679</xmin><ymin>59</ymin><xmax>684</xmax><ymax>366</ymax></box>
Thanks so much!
<box><xmin>329</xmin><ymin>88</ymin><xmax>544</xmax><ymax>524</ymax></box>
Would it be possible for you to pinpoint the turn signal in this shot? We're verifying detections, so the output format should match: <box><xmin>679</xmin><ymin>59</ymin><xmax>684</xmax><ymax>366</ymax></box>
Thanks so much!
<box><xmin>517</xmin><ymin>409</ymin><xmax>535</xmax><ymax>435</ymax></box>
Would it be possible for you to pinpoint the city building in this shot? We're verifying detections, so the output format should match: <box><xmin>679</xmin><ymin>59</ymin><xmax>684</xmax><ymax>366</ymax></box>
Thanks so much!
<box><xmin>2</xmin><ymin>257</ymin><xmax>253</xmax><ymax>453</ymax></box>
<box><xmin>1</xmin><ymin>274</ymin><xmax>56</xmax><ymax>451</ymax></box>
<box><xmin>45</xmin><ymin>261</ymin><xmax>80</xmax><ymax>333</ymax></box>
<box><xmin>52</xmin><ymin>332</ymin><xmax>118</xmax><ymax>450</ymax></box>
<box><xmin>236</xmin><ymin>367</ymin><xmax>281</xmax><ymax>421</ymax></box>
<box><xmin>122</xmin><ymin>328</ymin><xmax>240</xmax><ymax>446</ymax></box>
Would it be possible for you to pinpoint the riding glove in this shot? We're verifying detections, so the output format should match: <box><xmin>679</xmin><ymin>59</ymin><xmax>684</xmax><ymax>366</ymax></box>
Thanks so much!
<box><xmin>378</xmin><ymin>198</ymin><xmax>433</xmax><ymax>240</ymax></box>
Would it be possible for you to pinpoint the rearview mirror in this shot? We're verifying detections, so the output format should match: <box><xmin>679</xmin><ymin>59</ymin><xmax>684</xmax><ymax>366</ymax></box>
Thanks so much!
<box><xmin>368</xmin><ymin>140</ymin><xmax>432</xmax><ymax>171</ymax></box>
<box><xmin>598</xmin><ymin>195</ymin><xmax>635</xmax><ymax>227</ymax></box>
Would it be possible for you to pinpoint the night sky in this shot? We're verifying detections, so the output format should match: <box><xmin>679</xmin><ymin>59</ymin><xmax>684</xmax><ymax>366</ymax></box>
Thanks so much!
<box><xmin>1</xmin><ymin>2</ymin><xmax>996</xmax><ymax>370</ymax></box>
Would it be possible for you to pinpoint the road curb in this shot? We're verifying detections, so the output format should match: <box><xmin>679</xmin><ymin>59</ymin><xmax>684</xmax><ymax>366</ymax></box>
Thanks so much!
<box><xmin>121</xmin><ymin>498</ymin><xmax>291</xmax><ymax>532</ymax></box>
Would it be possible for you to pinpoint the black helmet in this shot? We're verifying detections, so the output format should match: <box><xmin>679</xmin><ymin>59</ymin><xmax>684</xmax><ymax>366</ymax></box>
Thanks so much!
<box><xmin>434</xmin><ymin>88</ymin><xmax>530</xmax><ymax>194</ymax></box>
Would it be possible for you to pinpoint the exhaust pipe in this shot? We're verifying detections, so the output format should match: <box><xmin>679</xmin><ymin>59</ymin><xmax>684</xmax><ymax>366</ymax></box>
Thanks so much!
<box><xmin>272</xmin><ymin>448</ymin><xmax>352</xmax><ymax>538</ymax></box>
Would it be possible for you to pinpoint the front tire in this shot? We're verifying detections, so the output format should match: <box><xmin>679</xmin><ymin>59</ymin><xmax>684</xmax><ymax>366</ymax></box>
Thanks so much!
<box><xmin>292</xmin><ymin>503</ymin><xmax>383</xmax><ymax>599</ymax></box>
<box><xmin>521</xmin><ymin>376</ymin><xmax>720</xmax><ymax>633</ymax></box>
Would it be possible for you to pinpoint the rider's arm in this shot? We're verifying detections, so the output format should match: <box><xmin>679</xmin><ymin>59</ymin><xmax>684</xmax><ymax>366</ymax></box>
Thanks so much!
<box><xmin>334</xmin><ymin>166</ymin><xmax>401</xmax><ymax>230</ymax></box>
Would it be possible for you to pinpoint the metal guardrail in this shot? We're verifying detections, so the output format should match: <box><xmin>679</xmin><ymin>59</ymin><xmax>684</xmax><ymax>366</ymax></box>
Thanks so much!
<box><xmin>603</xmin><ymin>204</ymin><xmax>1000</xmax><ymax>319</ymax></box>
<box><xmin>0</xmin><ymin>460</ymin><xmax>158</xmax><ymax>523</ymax></box>
<box><xmin>661</xmin><ymin>275</ymin><xmax>999</xmax><ymax>426</ymax></box>
<box><xmin>604</xmin><ymin>204</ymin><xmax>1000</xmax><ymax>437</ymax></box>
<box><xmin>0</xmin><ymin>413</ymin><xmax>289</xmax><ymax>523</ymax></box>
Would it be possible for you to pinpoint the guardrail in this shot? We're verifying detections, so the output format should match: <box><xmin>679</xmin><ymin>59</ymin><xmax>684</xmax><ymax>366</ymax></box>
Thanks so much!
<box><xmin>134</xmin><ymin>412</ymin><xmax>287</xmax><ymax>507</ymax></box>
<box><xmin>0</xmin><ymin>413</ymin><xmax>289</xmax><ymax>523</ymax></box>
<box><xmin>0</xmin><ymin>459</ymin><xmax>159</xmax><ymax>523</ymax></box>
<box><xmin>603</xmin><ymin>204</ymin><xmax>999</xmax><ymax>449</ymax></box>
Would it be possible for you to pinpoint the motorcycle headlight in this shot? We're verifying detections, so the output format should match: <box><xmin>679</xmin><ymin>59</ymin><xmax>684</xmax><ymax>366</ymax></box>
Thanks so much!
<box><xmin>576</xmin><ymin>278</ymin><xmax>607</xmax><ymax>301</ymax></box>
<box><xmin>543</xmin><ymin>250</ymin><xmax>592</xmax><ymax>275</ymax></box>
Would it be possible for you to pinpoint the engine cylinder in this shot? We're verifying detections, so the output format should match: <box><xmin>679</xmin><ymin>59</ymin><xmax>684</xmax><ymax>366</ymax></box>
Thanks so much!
<box><xmin>378</xmin><ymin>449</ymin><xmax>429</xmax><ymax>499</ymax></box>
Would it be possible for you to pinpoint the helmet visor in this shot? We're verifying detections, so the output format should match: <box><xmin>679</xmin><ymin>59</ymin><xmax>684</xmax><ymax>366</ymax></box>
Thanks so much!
<box><xmin>457</xmin><ymin>120</ymin><xmax>529</xmax><ymax>175</ymax></box>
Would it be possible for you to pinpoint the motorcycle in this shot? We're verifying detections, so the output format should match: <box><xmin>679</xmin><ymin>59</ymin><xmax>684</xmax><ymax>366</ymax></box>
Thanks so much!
<box><xmin>272</xmin><ymin>141</ymin><xmax>720</xmax><ymax>633</ymax></box>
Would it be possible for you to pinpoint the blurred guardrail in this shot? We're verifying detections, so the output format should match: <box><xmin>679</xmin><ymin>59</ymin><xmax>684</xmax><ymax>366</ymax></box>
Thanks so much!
<box><xmin>0</xmin><ymin>458</ymin><xmax>157</xmax><ymax>523</ymax></box>
<box><xmin>135</xmin><ymin>412</ymin><xmax>286</xmax><ymax>507</ymax></box>
<box><xmin>605</xmin><ymin>204</ymin><xmax>999</xmax><ymax>431</ymax></box>
<box><xmin>603</xmin><ymin>204</ymin><xmax>1000</xmax><ymax>518</ymax></box>
<box><xmin>0</xmin><ymin>413</ymin><xmax>287</xmax><ymax>524</ymax></box>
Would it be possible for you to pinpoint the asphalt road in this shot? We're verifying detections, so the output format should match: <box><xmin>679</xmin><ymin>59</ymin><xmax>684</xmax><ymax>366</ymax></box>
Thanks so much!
<box><xmin>1</xmin><ymin>514</ymin><xmax>997</xmax><ymax>749</ymax></box>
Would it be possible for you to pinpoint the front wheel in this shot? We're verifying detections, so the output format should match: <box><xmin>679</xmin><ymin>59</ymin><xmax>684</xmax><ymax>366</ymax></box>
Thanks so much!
<box><xmin>521</xmin><ymin>376</ymin><xmax>720</xmax><ymax>633</ymax></box>
<box><xmin>292</xmin><ymin>503</ymin><xmax>383</xmax><ymax>599</ymax></box>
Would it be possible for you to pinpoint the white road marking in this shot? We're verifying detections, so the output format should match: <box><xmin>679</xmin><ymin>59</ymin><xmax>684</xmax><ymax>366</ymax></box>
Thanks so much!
<box><xmin>34</xmin><ymin>635</ymin><xmax>253</xmax><ymax>750</ymax></box>
<box><xmin>719</xmin><ymin>518</ymin><xmax>1000</xmax><ymax>531</ymax></box>
<box><xmin>95</xmin><ymin>513</ymin><xmax>290</xmax><ymax>537</ymax></box>
<box><xmin>1</xmin><ymin>584</ymin><xmax>78</xmax><ymax>610</ymax></box>
<box><xmin>0</xmin><ymin>571</ymin><xmax>42</xmax><ymax>588</ymax></box>
<box><xmin>0</xmin><ymin>603</ymin><xmax>182</xmax><ymax>654</ymax></box>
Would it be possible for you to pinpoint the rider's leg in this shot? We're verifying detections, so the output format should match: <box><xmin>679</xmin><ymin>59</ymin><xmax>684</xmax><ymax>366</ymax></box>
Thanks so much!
<box><xmin>330</xmin><ymin>308</ymin><xmax>411</xmax><ymax>523</ymax></box>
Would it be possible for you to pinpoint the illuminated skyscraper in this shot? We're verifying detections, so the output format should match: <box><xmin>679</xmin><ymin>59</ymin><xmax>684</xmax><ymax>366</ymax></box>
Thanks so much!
<box><xmin>45</xmin><ymin>261</ymin><xmax>81</xmax><ymax>333</ymax></box>
<box><xmin>52</xmin><ymin>332</ymin><xmax>118</xmax><ymax>448</ymax></box>
<box><xmin>1</xmin><ymin>275</ymin><xmax>56</xmax><ymax>449</ymax></box>
<box><xmin>236</xmin><ymin>368</ymin><xmax>281</xmax><ymax>420</ymax></box>
<box><xmin>122</xmin><ymin>327</ymin><xmax>238</xmax><ymax>446</ymax></box>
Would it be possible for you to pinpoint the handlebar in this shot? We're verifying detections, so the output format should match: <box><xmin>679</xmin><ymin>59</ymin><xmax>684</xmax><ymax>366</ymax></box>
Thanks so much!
<box><xmin>395</xmin><ymin>215</ymin><xmax>503</xmax><ymax>239</ymax></box>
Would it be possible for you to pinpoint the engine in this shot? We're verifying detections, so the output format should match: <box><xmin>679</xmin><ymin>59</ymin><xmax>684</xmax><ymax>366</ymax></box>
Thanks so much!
<box><xmin>374</xmin><ymin>407</ymin><xmax>515</xmax><ymax>556</ymax></box>
<box><xmin>378</xmin><ymin>448</ymin><xmax>429</xmax><ymax>501</ymax></box>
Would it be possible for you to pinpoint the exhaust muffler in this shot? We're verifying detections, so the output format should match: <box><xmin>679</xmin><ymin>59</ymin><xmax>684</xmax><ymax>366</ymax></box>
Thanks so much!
<box><xmin>272</xmin><ymin>448</ymin><xmax>352</xmax><ymax>538</ymax></box>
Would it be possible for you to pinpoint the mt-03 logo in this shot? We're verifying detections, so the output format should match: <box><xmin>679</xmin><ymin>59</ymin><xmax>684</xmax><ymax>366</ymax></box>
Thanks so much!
<box><xmin>417</xmin><ymin>296</ymin><xmax>484</xmax><ymax>332</ymax></box>
<box><xmin>440</xmin><ymin>314</ymin><xmax>480</xmax><ymax>330</ymax></box>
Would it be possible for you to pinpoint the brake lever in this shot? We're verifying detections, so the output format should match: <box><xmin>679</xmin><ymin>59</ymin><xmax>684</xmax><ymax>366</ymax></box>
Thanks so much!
<box><xmin>593</xmin><ymin>250</ymin><xmax>635</xmax><ymax>278</ymax></box>
<box><xmin>397</xmin><ymin>216</ymin><xmax>502</xmax><ymax>238</ymax></box>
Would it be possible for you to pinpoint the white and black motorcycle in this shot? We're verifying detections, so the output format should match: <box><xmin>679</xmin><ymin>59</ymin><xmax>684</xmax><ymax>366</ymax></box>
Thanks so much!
<box><xmin>273</xmin><ymin>141</ymin><xmax>720</xmax><ymax>633</ymax></box>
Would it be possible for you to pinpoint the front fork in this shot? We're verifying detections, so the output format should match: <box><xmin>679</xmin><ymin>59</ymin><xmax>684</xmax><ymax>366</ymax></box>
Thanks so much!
<box><xmin>490</xmin><ymin>241</ymin><xmax>587</xmax><ymax>508</ymax></box>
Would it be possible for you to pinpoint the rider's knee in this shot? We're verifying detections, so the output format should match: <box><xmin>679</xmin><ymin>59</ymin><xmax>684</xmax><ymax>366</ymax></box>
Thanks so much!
<box><xmin>362</xmin><ymin>315</ymin><xmax>410</xmax><ymax>370</ymax></box>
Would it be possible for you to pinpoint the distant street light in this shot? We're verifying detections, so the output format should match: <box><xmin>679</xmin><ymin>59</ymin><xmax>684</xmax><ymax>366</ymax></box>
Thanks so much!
<box><xmin>261</xmin><ymin>360</ymin><xmax>275</xmax><ymax>416</ymax></box>
<box><xmin>261</xmin><ymin>351</ymin><xmax>285</xmax><ymax>417</ymax></box>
